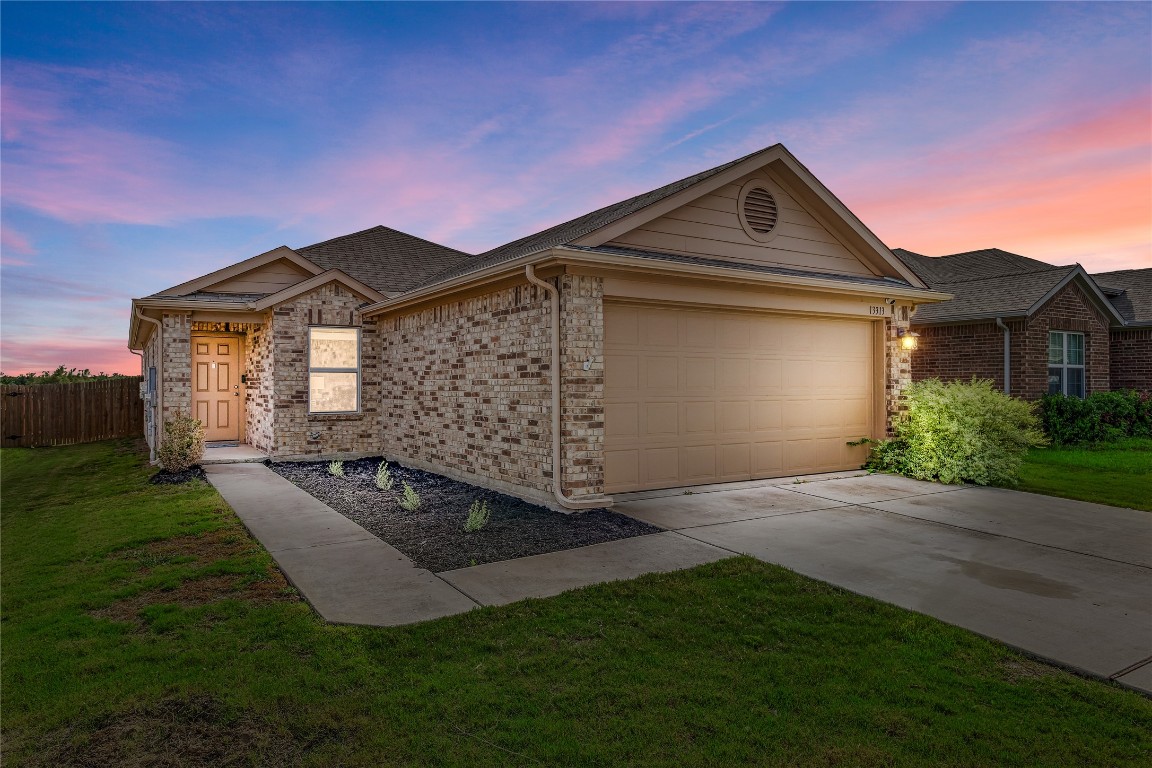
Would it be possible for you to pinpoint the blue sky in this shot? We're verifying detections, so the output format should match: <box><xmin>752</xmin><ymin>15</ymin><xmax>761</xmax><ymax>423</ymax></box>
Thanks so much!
<box><xmin>2</xmin><ymin>1</ymin><xmax>1149</xmax><ymax>373</ymax></box>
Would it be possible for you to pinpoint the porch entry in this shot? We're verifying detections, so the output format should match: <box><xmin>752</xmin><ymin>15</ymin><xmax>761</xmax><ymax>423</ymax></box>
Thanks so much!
<box><xmin>192</xmin><ymin>335</ymin><xmax>242</xmax><ymax>442</ymax></box>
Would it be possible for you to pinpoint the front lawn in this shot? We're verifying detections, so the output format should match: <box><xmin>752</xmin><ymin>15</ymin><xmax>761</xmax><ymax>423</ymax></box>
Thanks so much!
<box><xmin>3</xmin><ymin>441</ymin><xmax>1149</xmax><ymax>767</ymax></box>
<box><xmin>1018</xmin><ymin>437</ymin><xmax>1152</xmax><ymax>511</ymax></box>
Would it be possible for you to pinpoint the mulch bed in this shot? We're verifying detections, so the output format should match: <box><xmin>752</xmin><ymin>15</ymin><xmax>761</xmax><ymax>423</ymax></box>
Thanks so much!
<box><xmin>269</xmin><ymin>458</ymin><xmax>660</xmax><ymax>572</ymax></box>
<box><xmin>149</xmin><ymin>466</ymin><xmax>208</xmax><ymax>485</ymax></box>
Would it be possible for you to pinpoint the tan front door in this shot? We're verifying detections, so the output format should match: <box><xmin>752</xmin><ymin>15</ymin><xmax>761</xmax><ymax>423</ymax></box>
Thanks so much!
<box><xmin>603</xmin><ymin>302</ymin><xmax>874</xmax><ymax>494</ymax></box>
<box><xmin>192</xmin><ymin>336</ymin><xmax>241</xmax><ymax>442</ymax></box>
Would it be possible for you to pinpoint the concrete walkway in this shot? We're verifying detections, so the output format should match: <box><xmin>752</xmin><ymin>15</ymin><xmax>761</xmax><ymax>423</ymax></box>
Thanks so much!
<box><xmin>204</xmin><ymin>463</ymin><xmax>726</xmax><ymax>625</ymax></box>
<box><xmin>616</xmin><ymin>474</ymin><xmax>1152</xmax><ymax>695</ymax></box>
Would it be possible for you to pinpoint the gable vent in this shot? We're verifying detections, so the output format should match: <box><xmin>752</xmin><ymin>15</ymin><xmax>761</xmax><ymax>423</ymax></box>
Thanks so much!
<box><xmin>743</xmin><ymin>187</ymin><xmax>778</xmax><ymax>234</ymax></box>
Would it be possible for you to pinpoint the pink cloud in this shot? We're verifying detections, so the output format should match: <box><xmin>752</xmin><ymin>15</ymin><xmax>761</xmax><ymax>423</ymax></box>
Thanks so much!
<box><xmin>0</xmin><ymin>225</ymin><xmax>35</xmax><ymax>265</ymax></box>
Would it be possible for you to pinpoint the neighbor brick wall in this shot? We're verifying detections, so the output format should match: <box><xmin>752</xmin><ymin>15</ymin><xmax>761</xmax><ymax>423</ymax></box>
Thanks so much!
<box><xmin>380</xmin><ymin>275</ymin><xmax>606</xmax><ymax>503</ymax></box>
<box><xmin>244</xmin><ymin>317</ymin><xmax>275</xmax><ymax>453</ymax></box>
<box><xmin>267</xmin><ymin>282</ymin><xmax>384</xmax><ymax>458</ymax></box>
<box><xmin>910</xmin><ymin>282</ymin><xmax>1111</xmax><ymax>400</ymax></box>
<box><xmin>1111</xmin><ymin>329</ymin><xmax>1152</xmax><ymax>391</ymax></box>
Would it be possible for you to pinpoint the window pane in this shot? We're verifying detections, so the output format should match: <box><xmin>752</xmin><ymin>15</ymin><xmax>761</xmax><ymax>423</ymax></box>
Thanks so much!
<box><xmin>309</xmin><ymin>372</ymin><xmax>358</xmax><ymax>412</ymax></box>
<box><xmin>1048</xmin><ymin>332</ymin><xmax>1064</xmax><ymax>364</ymax></box>
<box><xmin>1067</xmin><ymin>368</ymin><xmax>1085</xmax><ymax>398</ymax></box>
<box><xmin>1067</xmin><ymin>334</ymin><xmax>1084</xmax><ymax>365</ymax></box>
<box><xmin>1048</xmin><ymin>367</ymin><xmax>1064</xmax><ymax>395</ymax></box>
<box><xmin>310</xmin><ymin>328</ymin><xmax>358</xmax><ymax>368</ymax></box>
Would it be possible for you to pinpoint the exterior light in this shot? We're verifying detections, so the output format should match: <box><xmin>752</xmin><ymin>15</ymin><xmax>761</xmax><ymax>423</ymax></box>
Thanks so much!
<box><xmin>898</xmin><ymin>328</ymin><xmax>920</xmax><ymax>351</ymax></box>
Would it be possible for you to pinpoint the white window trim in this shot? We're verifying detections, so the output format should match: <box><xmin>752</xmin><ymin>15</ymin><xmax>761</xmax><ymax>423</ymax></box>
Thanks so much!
<box><xmin>307</xmin><ymin>326</ymin><xmax>361</xmax><ymax>414</ymax></box>
<box><xmin>1048</xmin><ymin>330</ymin><xmax>1085</xmax><ymax>398</ymax></box>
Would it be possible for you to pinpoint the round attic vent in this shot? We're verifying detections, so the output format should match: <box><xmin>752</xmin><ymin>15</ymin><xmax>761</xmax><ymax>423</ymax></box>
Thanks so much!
<box><xmin>743</xmin><ymin>187</ymin><xmax>778</xmax><ymax>233</ymax></box>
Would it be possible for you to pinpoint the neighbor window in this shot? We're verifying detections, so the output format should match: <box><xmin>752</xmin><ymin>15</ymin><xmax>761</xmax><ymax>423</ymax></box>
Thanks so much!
<box><xmin>308</xmin><ymin>327</ymin><xmax>360</xmax><ymax>413</ymax></box>
<box><xmin>1048</xmin><ymin>331</ymin><xmax>1085</xmax><ymax>398</ymax></box>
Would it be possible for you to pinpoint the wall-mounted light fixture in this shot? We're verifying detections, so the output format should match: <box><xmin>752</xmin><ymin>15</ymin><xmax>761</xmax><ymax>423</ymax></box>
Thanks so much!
<box><xmin>898</xmin><ymin>328</ymin><xmax>920</xmax><ymax>351</ymax></box>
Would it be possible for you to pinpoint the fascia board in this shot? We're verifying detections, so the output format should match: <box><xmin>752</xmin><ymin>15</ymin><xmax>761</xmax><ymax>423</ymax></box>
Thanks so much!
<box><xmin>156</xmin><ymin>246</ymin><xmax>323</xmax><ymax>296</ymax></box>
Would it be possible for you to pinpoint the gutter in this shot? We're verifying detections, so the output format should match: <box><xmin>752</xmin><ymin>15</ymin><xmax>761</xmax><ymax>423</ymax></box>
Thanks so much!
<box><xmin>134</xmin><ymin>307</ymin><xmax>163</xmax><ymax>462</ymax></box>
<box><xmin>523</xmin><ymin>264</ymin><xmax>611</xmax><ymax>511</ymax></box>
<box><xmin>995</xmin><ymin>317</ymin><xmax>1011</xmax><ymax>394</ymax></box>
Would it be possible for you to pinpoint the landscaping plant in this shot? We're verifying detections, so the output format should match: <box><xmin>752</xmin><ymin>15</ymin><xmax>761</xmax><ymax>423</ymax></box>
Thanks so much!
<box><xmin>463</xmin><ymin>499</ymin><xmax>492</xmax><ymax>532</ymax></box>
<box><xmin>374</xmin><ymin>460</ymin><xmax>394</xmax><ymax>491</ymax></box>
<box><xmin>1039</xmin><ymin>390</ymin><xmax>1152</xmax><ymax>445</ymax></box>
<box><xmin>398</xmin><ymin>481</ymin><xmax>421</xmax><ymax>512</ymax></box>
<box><xmin>864</xmin><ymin>378</ymin><xmax>1046</xmax><ymax>486</ymax></box>
<box><xmin>157</xmin><ymin>412</ymin><xmax>205</xmax><ymax>473</ymax></box>
<box><xmin>327</xmin><ymin>460</ymin><xmax>345</xmax><ymax>478</ymax></box>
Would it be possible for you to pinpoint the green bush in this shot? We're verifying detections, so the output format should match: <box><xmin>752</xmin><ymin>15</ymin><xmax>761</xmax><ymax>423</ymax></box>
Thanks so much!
<box><xmin>865</xmin><ymin>379</ymin><xmax>1046</xmax><ymax>486</ymax></box>
<box><xmin>328</xmin><ymin>460</ymin><xmax>345</xmax><ymax>478</ymax></box>
<box><xmin>157</xmin><ymin>413</ymin><xmax>205</xmax><ymax>473</ymax></box>
<box><xmin>463</xmin><ymin>499</ymin><xmax>492</xmax><ymax>532</ymax></box>
<box><xmin>1039</xmin><ymin>390</ymin><xmax>1152</xmax><ymax>445</ymax></box>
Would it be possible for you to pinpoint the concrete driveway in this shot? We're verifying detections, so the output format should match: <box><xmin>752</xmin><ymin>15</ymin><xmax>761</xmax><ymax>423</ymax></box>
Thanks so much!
<box><xmin>616</xmin><ymin>474</ymin><xmax>1152</xmax><ymax>695</ymax></box>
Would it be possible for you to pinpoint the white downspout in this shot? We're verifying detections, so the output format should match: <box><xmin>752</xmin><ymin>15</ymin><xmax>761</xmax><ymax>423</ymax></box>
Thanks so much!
<box><xmin>135</xmin><ymin>308</ymin><xmax>163</xmax><ymax>462</ymax></box>
<box><xmin>524</xmin><ymin>265</ymin><xmax>611</xmax><ymax>510</ymax></box>
<box><xmin>995</xmin><ymin>317</ymin><xmax>1011</xmax><ymax>394</ymax></box>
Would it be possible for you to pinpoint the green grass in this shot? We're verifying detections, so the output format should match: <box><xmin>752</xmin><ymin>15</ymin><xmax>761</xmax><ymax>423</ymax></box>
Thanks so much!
<box><xmin>3</xmin><ymin>441</ymin><xmax>1150</xmax><ymax>767</ymax></box>
<box><xmin>1018</xmin><ymin>437</ymin><xmax>1152</xmax><ymax>510</ymax></box>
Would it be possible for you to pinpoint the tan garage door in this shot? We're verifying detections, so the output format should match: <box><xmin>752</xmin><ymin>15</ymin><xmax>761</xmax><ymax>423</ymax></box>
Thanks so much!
<box><xmin>604</xmin><ymin>302</ymin><xmax>874</xmax><ymax>494</ymax></box>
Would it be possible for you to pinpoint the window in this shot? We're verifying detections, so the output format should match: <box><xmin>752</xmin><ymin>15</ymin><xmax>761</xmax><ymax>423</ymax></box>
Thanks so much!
<box><xmin>1048</xmin><ymin>331</ymin><xmax>1085</xmax><ymax>398</ymax></box>
<box><xmin>308</xmin><ymin>327</ymin><xmax>360</xmax><ymax>413</ymax></box>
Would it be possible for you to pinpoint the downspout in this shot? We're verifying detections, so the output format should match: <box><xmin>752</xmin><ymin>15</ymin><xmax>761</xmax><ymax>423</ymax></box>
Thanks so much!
<box><xmin>135</xmin><ymin>308</ymin><xmax>163</xmax><ymax>462</ymax></box>
<box><xmin>524</xmin><ymin>265</ymin><xmax>611</xmax><ymax>510</ymax></box>
<box><xmin>995</xmin><ymin>317</ymin><xmax>1011</xmax><ymax>394</ymax></box>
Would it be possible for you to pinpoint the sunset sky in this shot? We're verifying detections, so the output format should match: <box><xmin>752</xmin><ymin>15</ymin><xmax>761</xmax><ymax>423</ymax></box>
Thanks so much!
<box><xmin>2</xmin><ymin>2</ymin><xmax>1149</xmax><ymax>375</ymax></box>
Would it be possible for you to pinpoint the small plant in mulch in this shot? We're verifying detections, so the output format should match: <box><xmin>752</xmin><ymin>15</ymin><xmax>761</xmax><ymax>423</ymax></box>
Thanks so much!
<box><xmin>398</xmin><ymin>481</ymin><xmax>421</xmax><ymax>512</ymax></box>
<box><xmin>374</xmin><ymin>460</ymin><xmax>394</xmax><ymax>491</ymax></box>
<box><xmin>327</xmin><ymin>460</ymin><xmax>345</xmax><ymax>478</ymax></box>
<box><xmin>462</xmin><ymin>499</ymin><xmax>492</xmax><ymax>532</ymax></box>
<box><xmin>157</xmin><ymin>412</ymin><xmax>205</xmax><ymax>473</ymax></box>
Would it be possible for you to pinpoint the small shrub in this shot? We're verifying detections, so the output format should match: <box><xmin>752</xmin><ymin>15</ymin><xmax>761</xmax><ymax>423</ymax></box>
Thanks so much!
<box><xmin>864</xmin><ymin>378</ymin><xmax>1046</xmax><ymax>486</ymax></box>
<box><xmin>327</xmin><ymin>460</ymin><xmax>345</xmax><ymax>478</ymax></box>
<box><xmin>463</xmin><ymin>499</ymin><xmax>492</xmax><ymax>532</ymax></box>
<box><xmin>1039</xmin><ymin>390</ymin><xmax>1152</xmax><ymax>445</ymax></box>
<box><xmin>157</xmin><ymin>413</ymin><xmax>205</xmax><ymax>473</ymax></box>
<box><xmin>398</xmin><ymin>482</ymin><xmax>421</xmax><ymax>512</ymax></box>
<box><xmin>374</xmin><ymin>460</ymin><xmax>394</xmax><ymax>491</ymax></box>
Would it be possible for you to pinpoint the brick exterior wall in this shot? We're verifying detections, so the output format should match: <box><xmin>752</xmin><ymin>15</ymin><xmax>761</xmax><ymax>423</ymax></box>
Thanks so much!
<box><xmin>1111</xmin><ymin>329</ymin><xmax>1152</xmax><ymax>392</ymax></box>
<box><xmin>911</xmin><ymin>281</ymin><xmax>1111</xmax><ymax>399</ymax></box>
<box><xmin>244</xmin><ymin>318</ymin><xmax>275</xmax><ymax>452</ymax></box>
<box><xmin>161</xmin><ymin>312</ymin><xmax>192</xmax><ymax>422</ymax></box>
<box><xmin>266</xmin><ymin>282</ymin><xmax>384</xmax><ymax>458</ymax></box>
<box><xmin>885</xmin><ymin>317</ymin><xmax>914</xmax><ymax>434</ymax></box>
<box><xmin>380</xmin><ymin>275</ymin><xmax>606</xmax><ymax>505</ymax></box>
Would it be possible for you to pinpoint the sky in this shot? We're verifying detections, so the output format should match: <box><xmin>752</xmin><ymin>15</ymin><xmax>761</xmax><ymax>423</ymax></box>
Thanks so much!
<box><xmin>2</xmin><ymin>1</ymin><xmax>1150</xmax><ymax>375</ymax></box>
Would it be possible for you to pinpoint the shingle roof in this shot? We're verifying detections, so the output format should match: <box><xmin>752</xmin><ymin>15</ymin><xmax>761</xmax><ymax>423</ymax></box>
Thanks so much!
<box><xmin>297</xmin><ymin>225</ymin><xmax>474</xmax><ymax>294</ymax></box>
<box><xmin>144</xmin><ymin>290</ymin><xmax>265</xmax><ymax>303</ymax></box>
<box><xmin>892</xmin><ymin>248</ymin><xmax>1082</xmax><ymax>323</ymax></box>
<box><xmin>1092</xmin><ymin>269</ymin><xmax>1152</xmax><ymax>325</ymax></box>
<box><xmin>411</xmin><ymin>146</ymin><xmax>779</xmax><ymax>289</ymax></box>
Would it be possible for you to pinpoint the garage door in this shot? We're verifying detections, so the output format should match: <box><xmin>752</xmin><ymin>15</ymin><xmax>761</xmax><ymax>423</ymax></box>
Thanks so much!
<box><xmin>604</xmin><ymin>302</ymin><xmax>874</xmax><ymax>494</ymax></box>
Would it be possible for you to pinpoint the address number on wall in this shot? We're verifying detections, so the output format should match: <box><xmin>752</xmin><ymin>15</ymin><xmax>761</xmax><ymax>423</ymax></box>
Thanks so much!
<box><xmin>868</xmin><ymin>305</ymin><xmax>888</xmax><ymax>316</ymax></box>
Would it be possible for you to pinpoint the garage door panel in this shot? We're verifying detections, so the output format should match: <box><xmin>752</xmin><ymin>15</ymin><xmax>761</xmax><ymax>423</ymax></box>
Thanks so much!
<box><xmin>604</xmin><ymin>302</ymin><xmax>875</xmax><ymax>493</ymax></box>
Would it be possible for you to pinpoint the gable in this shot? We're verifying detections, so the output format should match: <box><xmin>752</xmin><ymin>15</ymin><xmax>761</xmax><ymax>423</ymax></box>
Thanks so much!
<box><xmin>605</xmin><ymin>169</ymin><xmax>875</xmax><ymax>278</ymax></box>
<box><xmin>205</xmin><ymin>258</ymin><xmax>314</xmax><ymax>294</ymax></box>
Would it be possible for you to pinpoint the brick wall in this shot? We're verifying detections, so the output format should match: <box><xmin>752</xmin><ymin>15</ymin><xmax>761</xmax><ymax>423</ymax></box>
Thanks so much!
<box><xmin>911</xmin><ymin>282</ymin><xmax>1111</xmax><ymax>399</ymax></box>
<box><xmin>244</xmin><ymin>317</ymin><xmax>275</xmax><ymax>452</ymax></box>
<box><xmin>161</xmin><ymin>312</ymin><xmax>192</xmax><ymax>422</ymax></box>
<box><xmin>1111</xmin><ymin>329</ymin><xmax>1152</xmax><ymax>391</ymax></box>
<box><xmin>267</xmin><ymin>282</ymin><xmax>384</xmax><ymax>458</ymax></box>
<box><xmin>885</xmin><ymin>317</ymin><xmax>913</xmax><ymax>434</ymax></box>
<box><xmin>380</xmin><ymin>275</ymin><xmax>606</xmax><ymax>505</ymax></box>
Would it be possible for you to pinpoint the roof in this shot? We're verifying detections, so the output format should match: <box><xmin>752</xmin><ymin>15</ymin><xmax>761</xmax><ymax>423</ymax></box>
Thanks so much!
<box><xmin>893</xmin><ymin>247</ymin><xmax>1128</xmax><ymax>325</ymax></box>
<box><xmin>297</xmin><ymin>225</ymin><xmax>474</xmax><ymax>294</ymax></box>
<box><xmin>411</xmin><ymin>146</ymin><xmax>773</xmax><ymax>289</ymax></box>
<box><xmin>1092</xmin><ymin>269</ymin><xmax>1152</xmax><ymax>326</ymax></box>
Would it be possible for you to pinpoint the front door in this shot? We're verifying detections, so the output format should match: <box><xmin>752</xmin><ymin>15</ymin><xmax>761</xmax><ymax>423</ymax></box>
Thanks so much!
<box><xmin>192</xmin><ymin>336</ymin><xmax>241</xmax><ymax>441</ymax></box>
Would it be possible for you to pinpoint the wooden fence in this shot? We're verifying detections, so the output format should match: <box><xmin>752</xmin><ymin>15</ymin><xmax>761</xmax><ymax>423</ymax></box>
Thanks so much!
<box><xmin>1</xmin><ymin>377</ymin><xmax>144</xmax><ymax>448</ymax></box>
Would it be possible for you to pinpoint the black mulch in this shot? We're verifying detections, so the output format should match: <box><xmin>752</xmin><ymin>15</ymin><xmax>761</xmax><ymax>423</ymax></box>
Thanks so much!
<box><xmin>269</xmin><ymin>458</ymin><xmax>661</xmax><ymax>573</ymax></box>
<box><xmin>149</xmin><ymin>466</ymin><xmax>208</xmax><ymax>485</ymax></box>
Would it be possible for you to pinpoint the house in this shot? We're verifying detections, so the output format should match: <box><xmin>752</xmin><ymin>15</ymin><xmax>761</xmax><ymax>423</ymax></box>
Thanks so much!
<box><xmin>893</xmin><ymin>248</ymin><xmax>1151</xmax><ymax>397</ymax></box>
<box><xmin>129</xmin><ymin>144</ymin><xmax>950</xmax><ymax>509</ymax></box>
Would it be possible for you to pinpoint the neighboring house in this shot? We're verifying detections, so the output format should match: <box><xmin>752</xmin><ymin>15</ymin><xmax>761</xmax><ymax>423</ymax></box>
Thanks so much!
<box><xmin>129</xmin><ymin>144</ymin><xmax>949</xmax><ymax>508</ymax></box>
<box><xmin>893</xmin><ymin>248</ymin><xmax>1151</xmax><ymax>398</ymax></box>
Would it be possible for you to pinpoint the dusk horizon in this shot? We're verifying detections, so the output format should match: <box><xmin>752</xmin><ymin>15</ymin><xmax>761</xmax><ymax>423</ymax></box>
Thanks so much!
<box><xmin>3</xmin><ymin>2</ymin><xmax>1150</xmax><ymax>375</ymax></box>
